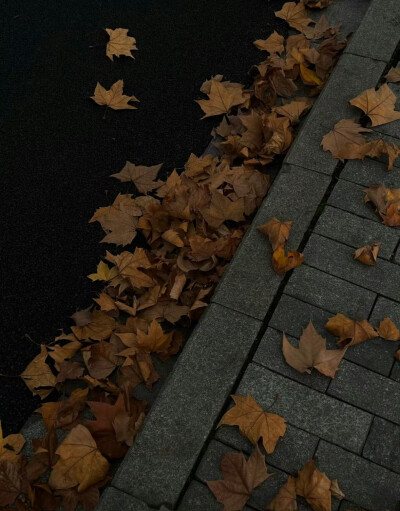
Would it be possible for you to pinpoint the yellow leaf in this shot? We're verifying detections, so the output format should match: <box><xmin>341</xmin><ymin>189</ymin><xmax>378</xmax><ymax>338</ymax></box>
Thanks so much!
<box><xmin>91</xmin><ymin>80</ymin><xmax>139</xmax><ymax>110</ymax></box>
<box><xmin>105</xmin><ymin>28</ymin><xmax>137</xmax><ymax>61</ymax></box>
<box><xmin>88</xmin><ymin>261</ymin><xmax>118</xmax><ymax>281</ymax></box>
<box><xmin>272</xmin><ymin>246</ymin><xmax>304</xmax><ymax>275</ymax></box>
<box><xmin>300</xmin><ymin>63</ymin><xmax>323</xmax><ymax>85</ymax></box>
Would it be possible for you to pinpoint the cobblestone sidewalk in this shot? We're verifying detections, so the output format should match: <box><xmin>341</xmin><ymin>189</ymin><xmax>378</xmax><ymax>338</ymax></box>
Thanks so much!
<box><xmin>96</xmin><ymin>1</ymin><xmax>400</xmax><ymax>509</ymax></box>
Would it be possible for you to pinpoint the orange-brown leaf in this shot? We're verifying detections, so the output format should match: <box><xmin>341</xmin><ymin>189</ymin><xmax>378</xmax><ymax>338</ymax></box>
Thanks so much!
<box><xmin>258</xmin><ymin>218</ymin><xmax>293</xmax><ymax>251</ymax></box>
<box><xmin>296</xmin><ymin>460</ymin><xmax>332</xmax><ymax>511</ymax></box>
<box><xmin>275</xmin><ymin>1</ymin><xmax>313</xmax><ymax>31</ymax></box>
<box><xmin>272</xmin><ymin>246</ymin><xmax>304</xmax><ymax>275</ymax></box>
<box><xmin>91</xmin><ymin>80</ymin><xmax>139</xmax><ymax>110</ymax></box>
<box><xmin>377</xmin><ymin>317</ymin><xmax>400</xmax><ymax>341</ymax></box>
<box><xmin>321</xmin><ymin>119</ymin><xmax>371</xmax><ymax>159</ymax></box>
<box><xmin>325</xmin><ymin>313</ymin><xmax>378</xmax><ymax>348</ymax></box>
<box><xmin>219</xmin><ymin>395</ymin><xmax>286</xmax><ymax>454</ymax></box>
<box><xmin>267</xmin><ymin>476</ymin><xmax>297</xmax><ymax>511</ymax></box>
<box><xmin>353</xmin><ymin>243</ymin><xmax>381</xmax><ymax>266</ymax></box>
<box><xmin>349</xmin><ymin>84</ymin><xmax>400</xmax><ymax>126</ymax></box>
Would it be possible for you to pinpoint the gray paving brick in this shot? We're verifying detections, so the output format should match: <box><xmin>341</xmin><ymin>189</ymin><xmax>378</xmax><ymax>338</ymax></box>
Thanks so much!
<box><xmin>285</xmin><ymin>264</ymin><xmax>377</xmax><ymax>318</ymax></box>
<box><xmin>391</xmin><ymin>361</ymin><xmax>400</xmax><ymax>382</ymax></box>
<box><xmin>344</xmin><ymin>0</ymin><xmax>400</xmax><ymax>62</ymax></box>
<box><xmin>315</xmin><ymin>441</ymin><xmax>400</xmax><ymax>511</ymax></box>
<box><xmin>270</xmin><ymin>294</ymin><xmax>394</xmax><ymax>376</ymax></box>
<box><xmin>341</xmin><ymin>158</ymin><xmax>400</xmax><ymax>187</ymax></box>
<box><xmin>394</xmin><ymin>243</ymin><xmax>400</xmax><ymax>264</ymax></box>
<box><xmin>367</xmin><ymin>296</ymin><xmax>400</xmax><ymax>368</ymax></box>
<box><xmin>178</xmin><ymin>481</ymin><xmax>253</xmax><ymax>511</ymax></box>
<box><xmin>312</xmin><ymin>0</ymin><xmax>371</xmax><ymax>36</ymax></box>
<box><xmin>112</xmin><ymin>304</ymin><xmax>261</xmax><ymax>508</ymax></box>
<box><xmin>328</xmin><ymin>179</ymin><xmax>381</xmax><ymax>223</ymax></box>
<box><xmin>314</xmin><ymin>205</ymin><xmax>398</xmax><ymax>260</ymax></box>
<box><xmin>304</xmin><ymin>233</ymin><xmax>400</xmax><ymax>302</ymax></box>
<box><xmin>338</xmin><ymin>500</ymin><xmax>366</xmax><ymax>511</ymax></box>
<box><xmin>363</xmin><ymin>417</ymin><xmax>400</xmax><ymax>474</ymax></box>
<box><xmin>96</xmin><ymin>487</ymin><xmax>152</xmax><ymax>511</ymax></box>
<box><xmin>285</xmin><ymin>54</ymin><xmax>385</xmax><ymax>174</ymax></box>
<box><xmin>328</xmin><ymin>359</ymin><xmax>400</xmax><ymax>423</ymax></box>
<box><xmin>211</xmin><ymin>164</ymin><xmax>329</xmax><ymax>320</ymax></box>
<box><xmin>215</xmin><ymin>420</ymin><xmax>319</xmax><ymax>475</ymax></box>
<box><xmin>196</xmin><ymin>440</ymin><xmax>292</xmax><ymax>511</ymax></box>
<box><xmin>254</xmin><ymin>327</ymin><xmax>331</xmax><ymax>392</ymax></box>
<box><xmin>237</xmin><ymin>363</ymin><xmax>372</xmax><ymax>453</ymax></box>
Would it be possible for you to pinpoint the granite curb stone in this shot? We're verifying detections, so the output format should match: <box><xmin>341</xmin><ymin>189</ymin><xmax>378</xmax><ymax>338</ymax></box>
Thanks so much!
<box><xmin>111</xmin><ymin>304</ymin><xmax>261</xmax><ymax>508</ymax></box>
<box><xmin>211</xmin><ymin>164</ymin><xmax>330</xmax><ymax>319</ymax></box>
<box><xmin>96</xmin><ymin>488</ymin><xmax>158</xmax><ymax>511</ymax></box>
<box><xmin>177</xmin><ymin>481</ymin><xmax>254</xmax><ymax>511</ymax></box>
<box><xmin>341</xmin><ymin>158</ymin><xmax>400</xmax><ymax>187</ymax></box>
<box><xmin>344</xmin><ymin>0</ymin><xmax>400</xmax><ymax>62</ymax></box>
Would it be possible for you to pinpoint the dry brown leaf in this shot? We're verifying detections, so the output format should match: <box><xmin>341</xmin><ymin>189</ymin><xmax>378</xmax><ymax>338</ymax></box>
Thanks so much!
<box><xmin>71</xmin><ymin>309</ymin><xmax>116</xmax><ymax>341</ymax></box>
<box><xmin>302</xmin><ymin>15</ymin><xmax>340</xmax><ymax>40</ymax></box>
<box><xmin>377</xmin><ymin>317</ymin><xmax>400</xmax><ymax>341</ymax></box>
<box><xmin>207</xmin><ymin>447</ymin><xmax>272</xmax><ymax>511</ymax></box>
<box><xmin>21</xmin><ymin>345</ymin><xmax>57</xmax><ymax>399</ymax></box>
<box><xmin>321</xmin><ymin>119</ymin><xmax>371</xmax><ymax>159</ymax></box>
<box><xmin>272</xmin><ymin>98</ymin><xmax>312</xmax><ymax>123</ymax></box>
<box><xmin>304</xmin><ymin>0</ymin><xmax>332</xmax><ymax>7</ymax></box>
<box><xmin>105</xmin><ymin>28</ymin><xmax>137</xmax><ymax>61</ymax></box>
<box><xmin>336</xmin><ymin>138</ymin><xmax>400</xmax><ymax>171</ymax></box>
<box><xmin>196</xmin><ymin>79</ymin><xmax>246</xmax><ymax>118</ymax></box>
<box><xmin>282</xmin><ymin>322</ymin><xmax>346</xmax><ymax>378</ymax></box>
<box><xmin>296</xmin><ymin>460</ymin><xmax>332</xmax><ymax>511</ymax></box>
<box><xmin>257</xmin><ymin>217</ymin><xmax>293</xmax><ymax>251</ymax></box>
<box><xmin>111</xmin><ymin>162</ymin><xmax>163</xmax><ymax>194</ymax></box>
<box><xmin>330</xmin><ymin>479</ymin><xmax>345</xmax><ymax>500</ymax></box>
<box><xmin>136</xmin><ymin>320</ymin><xmax>173</xmax><ymax>354</ymax></box>
<box><xmin>275</xmin><ymin>1</ymin><xmax>313</xmax><ymax>31</ymax></box>
<box><xmin>353</xmin><ymin>243</ymin><xmax>381</xmax><ymax>266</ymax></box>
<box><xmin>395</xmin><ymin>349</ymin><xmax>400</xmax><ymax>361</ymax></box>
<box><xmin>218</xmin><ymin>395</ymin><xmax>286</xmax><ymax>454</ymax></box>
<box><xmin>200</xmin><ymin>191</ymin><xmax>245</xmax><ymax>228</ymax></box>
<box><xmin>254</xmin><ymin>31</ymin><xmax>285</xmax><ymax>54</ymax></box>
<box><xmin>349</xmin><ymin>84</ymin><xmax>400</xmax><ymax>126</ymax></box>
<box><xmin>325</xmin><ymin>313</ymin><xmax>378</xmax><ymax>348</ymax></box>
<box><xmin>36</xmin><ymin>388</ymin><xmax>89</xmax><ymax>431</ymax></box>
<box><xmin>272</xmin><ymin>246</ymin><xmax>304</xmax><ymax>275</ymax></box>
<box><xmin>267</xmin><ymin>476</ymin><xmax>297</xmax><ymax>511</ymax></box>
<box><xmin>385</xmin><ymin>67</ymin><xmax>400</xmax><ymax>84</ymax></box>
<box><xmin>0</xmin><ymin>423</ymin><xmax>25</xmax><ymax>463</ymax></box>
<box><xmin>91</xmin><ymin>80</ymin><xmax>139</xmax><ymax>110</ymax></box>
<box><xmin>48</xmin><ymin>425</ymin><xmax>109</xmax><ymax>492</ymax></box>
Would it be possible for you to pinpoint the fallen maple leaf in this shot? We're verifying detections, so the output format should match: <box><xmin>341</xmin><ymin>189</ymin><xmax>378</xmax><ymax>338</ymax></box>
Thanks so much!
<box><xmin>207</xmin><ymin>447</ymin><xmax>272</xmax><ymax>511</ymax></box>
<box><xmin>36</xmin><ymin>388</ymin><xmax>89</xmax><ymax>431</ymax></box>
<box><xmin>296</xmin><ymin>460</ymin><xmax>332</xmax><ymax>511</ymax></box>
<box><xmin>71</xmin><ymin>309</ymin><xmax>116</xmax><ymax>341</ymax></box>
<box><xmin>21</xmin><ymin>345</ymin><xmax>57</xmax><ymax>399</ymax></box>
<box><xmin>88</xmin><ymin>261</ymin><xmax>118</xmax><ymax>282</ymax></box>
<box><xmin>219</xmin><ymin>395</ymin><xmax>286</xmax><ymax>454</ymax></box>
<box><xmin>275</xmin><ymin>1</ymin><xmax>313</xmax><ymax>32</ymax></box>
<box><xmin>272</xmin><ymin>246</ymin><xmax>304</xmax><ymax>275</ymax></box>
<box><xmin>91</xmin><ymin>80</ymin><xmax>139</xmax><ymax>110</ymax></box>
<box><xmin>385</xmin><ymin>67</ymin><xmax>400</xmax><ymax>83</ymax></box>
<box><xmin>254</xmin><ymin>31</ymin><xmax>285</xmax><ymax>54</ymax></box>
<box><xmin>267</xmin><ymin>476</ymin><xmax>297</xmax><ymax>511</ymax></box>
<box><xmin>353</xmin><ymin>243</ymin><xmax>381</xmax><ymax>266</ymax></box>
<box><xmin>325</xmin><ymin>313</ymin><xmax>378</xmax><ymax>348</ymax></box>
<box><xmin>349</xmin><ymin>84</ymin><xmax>400</xmax><ymax>126</ymax></box>
<box><xmin>302</xmin><ymin>15</ymin><xmax>340</xmax><ymax>40</ymax></box>
<box><xmin>329</xmin><ymin>479</ymin><xmax>345</xmax><ymax>501</ymax></box>
<box><xmin>282</xmin><ymin>322</ymin><xmax>346</xmax><ymax>378</ymax></box>
<box><xmin>377</xmin><ymin>317</ymin><xmax>400</xmax><ymax>341</ymax></box>
<box><xmin>105</xmin><ymin>28</ymin><xmax>137</xmax><ymax>61</ymax></box>
<box><xmin>257</xmin><ymin>217</ymin><xmax>293</xmax><ymax>251</ymax></box>
<box><xmin>272</xmin><ymin>98</ymin><xmax>312</xmax><ymax>123</ymax></box>
<box><xmin>111</xmin><ymin>162</ymin><xmax>163</xmax><ymax>194</ymax></box>
<box><xmin>196</xmin><ymin>79</ymin><xmax>247</xmax><ymax>118</ymax></box>
<box><xmin>48</xmin><ymin>425</ymin><xmax>109</xmax><ymax>493</ymax></box>
<box><xmin>0</xmin><ymin>459</ymin><xmax>28</xmax><ymax>507</ymax></box>
<box><xmin>321</xmin><ymin>119</ymin><xmax>371</xmax><ymax>159</ymax></box>
<box><xmin>336</xmin><ymin>138</ymin><xmax>400</xmax><ymax>171</ymax></box>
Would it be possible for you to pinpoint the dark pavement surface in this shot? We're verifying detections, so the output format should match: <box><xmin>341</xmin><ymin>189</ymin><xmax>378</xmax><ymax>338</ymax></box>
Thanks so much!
<box><xmin>0</xmin><ymin>0</ymin><xmax>285</xmax><ymax>434</ymax></box>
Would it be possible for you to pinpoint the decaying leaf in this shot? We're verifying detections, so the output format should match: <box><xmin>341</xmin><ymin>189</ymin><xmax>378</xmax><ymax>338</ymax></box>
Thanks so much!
<box><xmin>349</xmin><ymin>84</ymin><xmax>400</xmax><ymax>127</ymax></box>
<box><xmin>377</xmin><ymin>317</ymin><xmax>400</xmax><ymax>341</ymax></box>
<box><xmin>105</xmin><ymin>28</ymin><xmax>137</xmax><ymax>61</ymax></box>
<box><xmin>272</xmin><ymin>246</ymin><xmax>304</xmax><ymax>275</ymax></box>
<box><xmin>111</xmin><ymin>162</ymin><xmax>163</xmax><ymax>194</ymax></box>
<box><xmin>219</xmin><ymin>395</ymin><xmax>286</xmax><ymax>454</ymax></box>
<box><xmin>257</xmin><ymin>217</ymin><xmax>293</xmax><ymax>251</ymax></box>
<box><xmin>91</xmin><ymin>80</ymin><xmax>139</xmax><ymax>110</ymax></box>
<box><xmin>282</xmin><ymin>322</ymin><xmax>346</xmax><ymax>378</ymax></box>
<box><xmin>196</xmin><ymin>79</ymin><xmax>247</xmax><ymax>118</ymax></box>
<box><xmin>36</xmin><ymin>388</ymin><xmax>89</xmax><ymax>431</ymax></box>
<box><xmin>296</xmin><ymin>460</ymin><xmax>332</xmax><ymax>511</ymax></box>
<box><xmin>385</xmin><ymin>67</ymin><xmax>400</xmax><ymax>84</ymax></box>
<box><xmin>321</xmin><ymin>119</ymin><xmax>371</xmax><ymax>159</ymax></box>
<box><xmin>267</xmin><ymin>476</ymin><xmax>297</xmax><ymax>511</ymax></box>
<box><xmin>325</xmin><ymin>314</ymin><xmax>378</xmax><ymax>348</ymax></box>
<box><xmin>207</xmin><ymin>447</ymin><xmax>272</xmax><ymax>511</ymax></box>
<box><xmin>336</xmin><ymin>138</ymin><xmax>400</xmax><ymax>171</ymax></box>
<box><xmin>49</xmin><ymin>425</ymin><xmax>109</xmax><ymax>493</ymax></box>
<box><xmin>353</xmin><ymin>243</ymin><xmax>381</xmax><ymax>266</ymax></box>
<box><xmin>275</xmin><ymin>1</ymin><xmax>313</xmax><ymax>32</ymax></box>
<box><xmin>21</xmin><ymin>345</ymin><xmax>57</xmax><ymax>399</ymax></box>
<box><xmin>254</xmin><ymin>31</ymin><xmax>285</xmax><ymax>54</ymax></box>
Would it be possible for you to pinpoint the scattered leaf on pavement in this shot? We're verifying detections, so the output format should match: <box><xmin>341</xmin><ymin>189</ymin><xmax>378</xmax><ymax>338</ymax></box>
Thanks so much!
<box><xmin>353</xmin><ymin>243</ymin><xmax>381</xmax><ymax>266</ymax></box>
<box><xmin>325</xmin><ymin>313</ymin><xmax>378</xmax><ymax>348</ymax></box>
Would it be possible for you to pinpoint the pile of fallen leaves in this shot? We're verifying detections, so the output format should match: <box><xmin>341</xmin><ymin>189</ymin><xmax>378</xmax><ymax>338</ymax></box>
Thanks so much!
<box><xmin>0</xmin><ymin>2</ymin><xmax>359</xmax><ymax>510</ymax></box>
